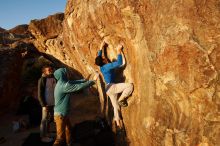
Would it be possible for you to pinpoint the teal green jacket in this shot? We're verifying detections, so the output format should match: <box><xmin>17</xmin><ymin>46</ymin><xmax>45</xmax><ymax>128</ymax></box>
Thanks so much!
<box><xmin>54</xmin><ymin>68</ymin><xmax>95</xmax><ymax>116</ymax></box>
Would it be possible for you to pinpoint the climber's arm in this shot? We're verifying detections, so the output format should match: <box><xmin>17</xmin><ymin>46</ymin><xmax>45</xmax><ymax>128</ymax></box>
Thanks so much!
<box><xmin>102</xmin><ymin>55</ymin><xmax>122</xmax><ymax>71</ymax></box>
<box><xmin>97</xmin><ymin>40</ymin><xmax>106</xmax><ymax>56</ymax></box>
<box><xmin>102</xmin><ymin>44</ymin><xmax>124</xmax><ymax>71</ymax></box>
<box><xmin>100</xmin><ymin>40</ymin><xmax>106</xmax><ymax>50</ymax></box>
<box><xmin>98</xmin><ymin>50</ymin><xmax>102</xmax><ymax>57</ymax></box>
<box><xmin>120</xmin><ymin>50</ymin><xmax>126</xmax><ymax>67</ymax></box>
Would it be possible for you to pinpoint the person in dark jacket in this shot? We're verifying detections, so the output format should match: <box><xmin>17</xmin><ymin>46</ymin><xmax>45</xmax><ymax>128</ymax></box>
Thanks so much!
<box><xmin>38</xmin><ymin>65</ymin><xmax>56</xmax><ymax>143</ymax></box>
<box><xmin>53</xmin><ymin>68</ymin><xmax>98</xmax><ymax>146</ymax></box>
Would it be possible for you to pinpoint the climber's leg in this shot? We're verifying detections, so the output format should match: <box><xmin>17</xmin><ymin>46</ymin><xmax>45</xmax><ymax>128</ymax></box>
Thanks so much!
<box><xmin>106</xmin><ymin>85</ymin><xmax>121</xmax><ymax>126</ymax></box>
<box><xmin>114</xmin><ymin>83</ymin><xmax>134</xmax><ymax>104</ymax></box>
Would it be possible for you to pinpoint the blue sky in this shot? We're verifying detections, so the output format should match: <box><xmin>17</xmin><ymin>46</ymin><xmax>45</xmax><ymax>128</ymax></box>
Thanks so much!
<box><xmin>0</xmin><ymin>0</ymin><xmax>66</xmax><ymax>29</ymax></box>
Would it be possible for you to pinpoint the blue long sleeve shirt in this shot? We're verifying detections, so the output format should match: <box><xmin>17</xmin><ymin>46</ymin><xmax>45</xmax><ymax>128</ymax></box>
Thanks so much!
<box><xmin>98</xmin><ymin>50</ymin><xmax>123</xmax><ymax>84</ymax></box>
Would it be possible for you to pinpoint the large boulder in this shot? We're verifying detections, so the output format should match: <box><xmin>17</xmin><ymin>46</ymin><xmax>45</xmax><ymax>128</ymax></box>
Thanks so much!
<box><xmin>8</xmin><ymin>24</ymin><xmax>30</xmax><ymax>35</ymax></box>
<box><xmin>60</xmin><ymin>0</ymin><xmax>220</xmax><ymax>146</ymax></box>
<box><xmin>28</xmin><ymin>13</ymin><xmax>64</xmax><ymax>52</ymax></box>
<box><xmin>28</xmin><ymin>13</ymin><xmax>67</xmax><ymax>66</ymax></box>
<box><xmin>0</xmin><ymin>46</ymin><xmax>26</xmax><ymax>114</ymax></box>
<box><xmin>29</xmin><ymin>13</ymin><xmax>64</xmax><ymax>40</ymax></box>
<box><xmin>26</xmin><ymin>0</ymin><xmax>220</xmax><ymax>145</ymax></box>
<box><xmin>0</xmin><ymin>24</ymin><xmax>31</xmax><ymax>48</ymax></box>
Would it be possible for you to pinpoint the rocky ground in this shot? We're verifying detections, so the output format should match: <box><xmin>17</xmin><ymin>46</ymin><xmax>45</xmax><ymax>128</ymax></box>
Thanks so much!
<box><xmin>0</xmin><ymin>93</ymin><xmax>102</xmax><ymax>146</ymax></box>
<box><xmin>0</xmin><ymin>113</ymin><xmax>39</xmax><ymax>146</ymax></box>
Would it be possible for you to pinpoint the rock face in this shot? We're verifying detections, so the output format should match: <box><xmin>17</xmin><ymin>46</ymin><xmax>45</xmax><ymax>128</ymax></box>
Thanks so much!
<box><xmin>29</xmin><ymin>13</ymin><xmax>64</xmax><ymax>52</ymax></box>
<box><xmin>0</xmin><ymin>26</ymin><xmax>59</xmax><ymax>115</ymax></box>
<box><xmin>0</xmin><ymin>25</ymin><xmax>35</xmax><ymax>114</ymax></box>
<box><xmin>0</xmin><ymin>41</ymin><xmax>52</xmax><ymax>114</ymax></box>
<box><xmin>0</xmin><ymin>28</ymin><xmax>33</xmax><ymax>112</ymax></box>
<box><xmin>8</xmin><ymin>24</ymin><xmax>29</xmax><ymax>35</ymax></box>
<box><xmin>27</xmin><ymin>0</ymin><xmax>220</xmax><ymax>146</ymax></box>
<box><xmin>0</xmin><ymin>47</ymin><xmax>25</xmax><ymax>114</ymax></box>
<box><xmin>0</xmin><ymin>24</ymin><xmax>31</xmax><ymax>48</ymax></box>
<box><xmin>28</xmin><ymin>13</ymin><xmax>69</xmax><ymax>67</ymax></box>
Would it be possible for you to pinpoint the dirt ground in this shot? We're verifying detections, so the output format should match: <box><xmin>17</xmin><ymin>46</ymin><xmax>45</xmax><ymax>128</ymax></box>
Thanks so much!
<box><xmin>0</xmin><ymin>113</ymin><xmax>38</xmax><ymax>146</ymax></box>
<box><xmin>0</xmin><ymin>93</ymin><xmax>101</xmax><ymax>146</ymax></box>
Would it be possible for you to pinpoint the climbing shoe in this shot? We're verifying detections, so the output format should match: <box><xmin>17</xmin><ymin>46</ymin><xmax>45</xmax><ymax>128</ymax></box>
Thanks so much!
<box><xmin>118</xmin><ymin>100</ymin><xmax>128</xmax><ymax>107</ymax></box>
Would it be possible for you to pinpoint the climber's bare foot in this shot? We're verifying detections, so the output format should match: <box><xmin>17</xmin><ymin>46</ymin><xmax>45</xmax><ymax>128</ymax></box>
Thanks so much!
<box><xmin>114</xmin><ymin>119</ymin><xmax>123</xmax><ymax>129</ymax></box>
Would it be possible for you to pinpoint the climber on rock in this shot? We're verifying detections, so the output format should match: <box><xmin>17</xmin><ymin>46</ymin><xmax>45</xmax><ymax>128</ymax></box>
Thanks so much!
<box><xmin>95</xmin><ymin>40</ymin><xmax>134</xmax><ymax>128</ymax></box>
<box><xmin>53</xmin><ymin>68</ymin><xmax>99</xmax><ymax>146</ymax></box>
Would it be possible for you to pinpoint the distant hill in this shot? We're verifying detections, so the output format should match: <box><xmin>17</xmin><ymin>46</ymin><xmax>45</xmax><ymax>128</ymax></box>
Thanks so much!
<box><xmin>8</xmin><ymin>24</ymin><xmax>29</xmax><ymax>35</ymax></box>
<box><xmin>0</xmin><ymin>24</ymin><xmax>31</xmax><ymax>46</ymax></box>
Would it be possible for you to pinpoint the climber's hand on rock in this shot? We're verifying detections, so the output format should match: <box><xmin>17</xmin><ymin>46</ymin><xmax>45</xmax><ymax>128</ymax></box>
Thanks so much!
<box><xmin>100</xmin><ymin>40</ymin><xmax>106</xmax><ymax>50</ymax></box>
<box><xmin>117</xmin><ymin>44</ymin><xmax>123</xmax><ymax>54</ymax></box>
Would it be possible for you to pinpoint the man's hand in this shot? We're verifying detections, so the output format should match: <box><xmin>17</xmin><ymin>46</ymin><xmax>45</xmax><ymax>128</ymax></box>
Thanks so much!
<box><xmin>43</xmin><ymin>106</ymin><xmax>48</xmax><ymax>111</ymax></box>
<box><xmin>42</xmin><ymin>107</ymin><xmax>46</xmax><ymax>110</ymax></box>
<box><xmin>100</xmin><ymin>40</ymin><xmax>106</xmax><ymax>50</ymax></box>
<box><xmin>116</xmin><ymin>44</ymin><xmax>123</xmax><ymax>54</ymax></box>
